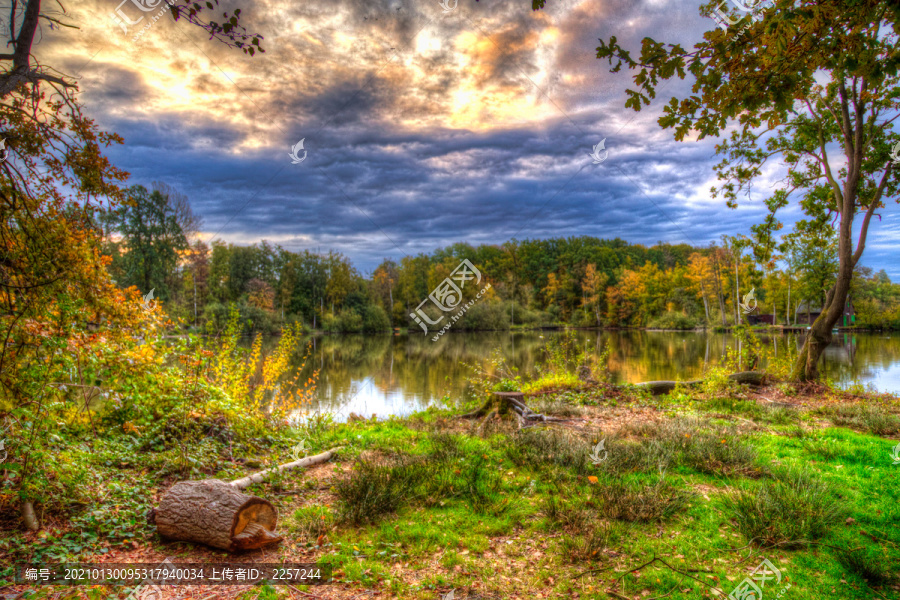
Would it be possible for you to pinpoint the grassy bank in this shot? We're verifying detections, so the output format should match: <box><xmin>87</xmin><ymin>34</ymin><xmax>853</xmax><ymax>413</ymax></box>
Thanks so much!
<box><xmin>2</xmin><ymin>370</ymin><xmax>899</xmax><ymax>599</ymax></box>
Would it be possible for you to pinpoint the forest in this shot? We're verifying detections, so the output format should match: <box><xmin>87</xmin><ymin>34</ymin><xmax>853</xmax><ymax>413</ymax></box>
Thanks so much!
<box><xmin>100</xmin><ymin>184</ymin><xmax>900</xmax><ymax>334</ymax></box>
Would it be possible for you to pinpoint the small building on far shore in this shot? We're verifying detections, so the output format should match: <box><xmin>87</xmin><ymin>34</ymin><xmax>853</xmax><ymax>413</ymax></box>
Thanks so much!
<box><xmin>747</xmin><ymin>314</ymin><xmax>775</xmax><ymax>325</ymax></box>
<box><xmin>794</xmin><ymin>298</ymin><xmax>856</xmax><ymax>326</ymax></box>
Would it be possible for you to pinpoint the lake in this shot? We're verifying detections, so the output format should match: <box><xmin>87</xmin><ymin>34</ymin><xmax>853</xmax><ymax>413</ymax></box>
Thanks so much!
<box><xmin>289</xmin><ymin>330</ymin><xmax>900</xmax><ymax>420</ymax></box>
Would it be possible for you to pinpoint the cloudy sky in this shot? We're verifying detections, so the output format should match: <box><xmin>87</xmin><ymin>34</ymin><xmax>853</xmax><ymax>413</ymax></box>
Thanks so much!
<box><xmin>35</xmin><ymin>0</ymin><xmax>900</xmax><ymax>277</ymax></box>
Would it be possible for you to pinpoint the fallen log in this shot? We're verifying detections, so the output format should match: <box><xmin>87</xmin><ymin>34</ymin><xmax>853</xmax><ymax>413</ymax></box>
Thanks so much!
<box><xmin>149</xmin><ymin>446</ymin><xmax>342</xmax><ymax>551</ymax></box>
<box><xmin>626</xmin><ymin>371</ymin><xmax>766</xmax><ymax>396</ymax></box>
<box><xmin>149</xmin><ymin>479</ymin><xmax>281</xmax><ymax>552</ymax></box>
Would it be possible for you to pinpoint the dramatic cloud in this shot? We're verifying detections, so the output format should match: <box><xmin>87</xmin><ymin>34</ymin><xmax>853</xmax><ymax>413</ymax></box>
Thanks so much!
<box><xmin>33</xmin><ymin>0</ymin><xmax>900</xmax><ymax>277</ymax></box>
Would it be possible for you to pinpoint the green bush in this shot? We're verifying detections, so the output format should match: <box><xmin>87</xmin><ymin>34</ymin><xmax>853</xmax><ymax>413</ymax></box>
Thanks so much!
<box><xmin>361</xmin><ymin>304</ymin><xmax>390</xmax><ymax>332</ymax></box>
<box><xmin>202</xmin><ymin>302</ymin><xmax>280</xmax><ymax>335</ymax></box>
<box><xmin>647</xmin><ymin>312</ymin><xmax>699</xmax><ymax>330</ymax></box>
<box><xmin>723</xmin><ymin>469</ymin><xmax>844</xmax><ymax>547</ymax></box>
<box><xmin>323</xmin><ymin>309</ymin><xmax>364</xmax><ymax>333</ymax></box>
<box><xmin>457</xmin><ymin>301</ymin><xmax>510</xmax><ymax>331</ymax></box>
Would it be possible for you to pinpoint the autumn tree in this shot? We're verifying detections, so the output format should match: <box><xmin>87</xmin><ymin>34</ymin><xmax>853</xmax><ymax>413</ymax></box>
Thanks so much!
<box><xmin>582</xmin><ymin>263</ymin><xmax>608</xmax><ymax>326</ymax></box>
<box><xmin>0</xmin><ymin>0</ymin><xmax>264</xmax><ymax>529</ymax></box>
<box><xmin>372</xmin><ymin>259</ymin><xmax>399</xmax><ymax>326</ymax></box>
<box><xmin>597</xmin><ymin>0</ymin><xmax>900</xmax><ymax>379</ymax></box>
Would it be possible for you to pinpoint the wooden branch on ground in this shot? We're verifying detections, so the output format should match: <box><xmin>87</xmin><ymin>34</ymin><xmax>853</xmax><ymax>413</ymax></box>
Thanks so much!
<box><xmin>230</xmin><ymin>447</ymin><xmax>343</xmax><ymax>489</ymax></box>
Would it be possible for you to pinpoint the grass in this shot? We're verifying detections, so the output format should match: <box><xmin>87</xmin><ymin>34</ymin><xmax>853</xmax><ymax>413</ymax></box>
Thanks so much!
<box><xmin>722</xmin><ymin>469</ymin><xmax>845</xmax><ymax>547</ymax></box>
<box><xmin>818</xmin><ymin>402</ymin><xmax>900</xmax><ymax>435</ymax></box>
<box><xmin>590</xmin><ymin>476</ymin><xmax>695</xmax><ymax>522</ymax></box>
<box><xmin>3</xmin><ymin>382</ymin><xmax>900</xmax><ymax>599</ymax></box>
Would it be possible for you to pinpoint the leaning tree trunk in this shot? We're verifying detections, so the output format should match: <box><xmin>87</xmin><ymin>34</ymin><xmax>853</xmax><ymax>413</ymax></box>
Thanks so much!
<box><xmin>149</xmin><ymin>480</ymin><xmax>282</xmax><ymax>552</ymax></box>
<box><xmin>792</xmin><ymin>266</ymin><xmax>850</xmax><ymax>382</ymax></box>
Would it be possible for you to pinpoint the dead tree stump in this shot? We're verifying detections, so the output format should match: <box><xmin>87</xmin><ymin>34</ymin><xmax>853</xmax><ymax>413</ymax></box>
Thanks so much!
<box><xmin>461</xmin><ymin>391</ymin><xmax>570</xmax><ymax>431</ymax></box>
<box><xmin>148</xmin><ymin>479</ymin><xmax>282</xmax><ymax>552</ymax></box>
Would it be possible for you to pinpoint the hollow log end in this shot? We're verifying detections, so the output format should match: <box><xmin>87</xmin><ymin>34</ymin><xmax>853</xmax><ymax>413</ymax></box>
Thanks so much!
<box><xmin>231</xmin><ymin>521</ymin><xmax>283</xmax><ymax>551</ymax></box>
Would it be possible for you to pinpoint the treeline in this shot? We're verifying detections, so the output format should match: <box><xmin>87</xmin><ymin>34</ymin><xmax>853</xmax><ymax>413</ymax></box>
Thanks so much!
<box><xmin>98</xmin><ymin>185</ymin><xmax>900</xmax><ymax>333</ymax></box>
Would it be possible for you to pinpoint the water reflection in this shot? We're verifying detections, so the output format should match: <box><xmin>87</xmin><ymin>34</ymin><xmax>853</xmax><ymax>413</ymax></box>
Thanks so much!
<box><xmin>277</xmin><ymin>331</ymin><xmax>900</xmax><ymax>420</ymax></box>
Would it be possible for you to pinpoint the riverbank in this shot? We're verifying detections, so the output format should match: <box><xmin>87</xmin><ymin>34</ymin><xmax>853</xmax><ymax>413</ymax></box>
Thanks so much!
<box><xmin>2</xmin><ymin>376</ymin><xmax>898</xmax><ymax>599</ymax></box>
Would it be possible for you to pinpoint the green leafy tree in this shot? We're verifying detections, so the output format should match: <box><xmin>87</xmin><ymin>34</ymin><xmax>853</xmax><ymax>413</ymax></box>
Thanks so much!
<box><xmin>596</xmin><ymin>0</ymin><xmax>900</xmax><ymax>379</ymax></box>
<box><xmin>105</xmin><ymin>185</ymin><xmax>188</xmax><ymax>300</ymax></box>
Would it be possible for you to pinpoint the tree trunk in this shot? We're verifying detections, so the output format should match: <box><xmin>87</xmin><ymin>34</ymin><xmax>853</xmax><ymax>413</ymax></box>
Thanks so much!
<box><xmin>734</xmin><ymin>255</ymin><xmax>741</xmax><ymax>325</ymax></box>
<box><xmin>21</xmin><ymin>501</ymin><xmax>39</xmax><ymax>531</ymax></box>
<box><xmin>791</xmin><ymin>268</ymin><xmax>848</xmax><ymax>381</ymax></box>
<box><xmin>700</xmin><ymin>278</ymin><xmax>710</xmax><ymax>324</ymax></box>
<box><xmin>785</xmin><ymin>278</ymin><xmax>791</xmax><ymax>326</ymax></box>
<box><xmin>230</xmin><ymin>448</ymin><xmax>342</xmax><ymax>489</ymax></box>
<box><xmin>711</xmin><ymin>250</ymin><xmax>727</xmax><ymax>326</ymax></box>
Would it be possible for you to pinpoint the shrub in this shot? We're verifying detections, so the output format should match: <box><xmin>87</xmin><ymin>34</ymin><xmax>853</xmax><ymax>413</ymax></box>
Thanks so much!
<box><xmin>457</xmin><ymin>301</ymin><xmax>510</xmax><ymax>331</ymax></box>
<box><xmin>322</xmin><ymin>308</ymin><xmax>365</xmax><ymax>332</ymax></box>
<box><xmin>591</xmin><ymin>477</ymin><xmax>693</xmax><ymax>522</ymax></box>
<box><xmin>819</xmin><ymin>403</ymin><xmax>900</xmax><ymax>436</ymax></box>
<box><xmin>361</xmin><ymin>305</ymin><xmax>390</xmax><ymax>332</ymax></box>
<box><xmin>504</xmin><ymin>427</ymin><xmax>593</xmax><ymax>476</ymax></box>
<box><xmin>560</xmin><ymin>521</ymin><xmax>624</xmax><ymax>562</ymax></box>
<box><xmin>723</xmin><ymin>470</ymin><xmax>844</xmax><ymax>547</ymax></box>
<box><xmin>647</xmin><ymin>312</ymin><xmax>699</xmax><ymax>330</ymax></box>
<box><xmin>334</xmin><ymin>457</ymin><xmax>425</xmax><ymax>525</ymax></box>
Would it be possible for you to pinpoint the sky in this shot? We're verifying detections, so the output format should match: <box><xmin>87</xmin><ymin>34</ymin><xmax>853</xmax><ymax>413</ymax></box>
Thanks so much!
<box><xmin>33</xmin><ymin>0</ymin><xmax>900</xmax><ymax>277</ymax></box>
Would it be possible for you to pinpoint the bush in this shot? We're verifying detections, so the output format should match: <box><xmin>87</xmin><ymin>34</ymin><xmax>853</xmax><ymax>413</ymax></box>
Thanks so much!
<box><xmin>819</xmin><ymin>403</ymin><xmax>900</xmax><ymax>436</ymax></box>
<box><xmin>334</xmin><ymin>457</ymin><xmax>425</xmax><ymax>525</ymax></box>
<box><xmin>591</xmin><ymin>477</ymin><xmax>693</xmax><ymax>522</ymax></box>
<box><xmin>202</xmin><ymin>302</ymin><xmax>280</xmax><ymax>335</ymax></box>
<box><xmin>505</xmin><ymin>427</ymin><xmax>593</xmax><ymax>476</ymax></box>
<box><xmin>323</xmin><ymin>309</ymin><xmax>364</xmax><ymax>333</ymax></box>
<box><xmin>456</xmin><ymin>301</ymin><xmax>510</xmax><ymax>331</ymax></box>
<box><xmin>647</xmin><ymin>312</ymin><xmax>699</xmax><ymax>330</ymax></box>
<box><xmin>507</xmin><ymin>301</ymin><xmax>547</xmax><ymax>327</ymax></box>
<box><xmin>361</xmin><ymin>305</ymin><xmax>390</xmax><ymax>332</ymax></box>
<box><xmin>723</xmin><ymin>469</ymin><xmax>844</xmax><ymax>547</ymax></box>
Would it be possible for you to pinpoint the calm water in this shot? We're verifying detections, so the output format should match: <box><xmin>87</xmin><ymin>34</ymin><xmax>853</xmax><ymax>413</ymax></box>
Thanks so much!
<box><xmin>286</xmin><ymin>330</ymin><xmax>900</xmax><ymax>420</ymax></box>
